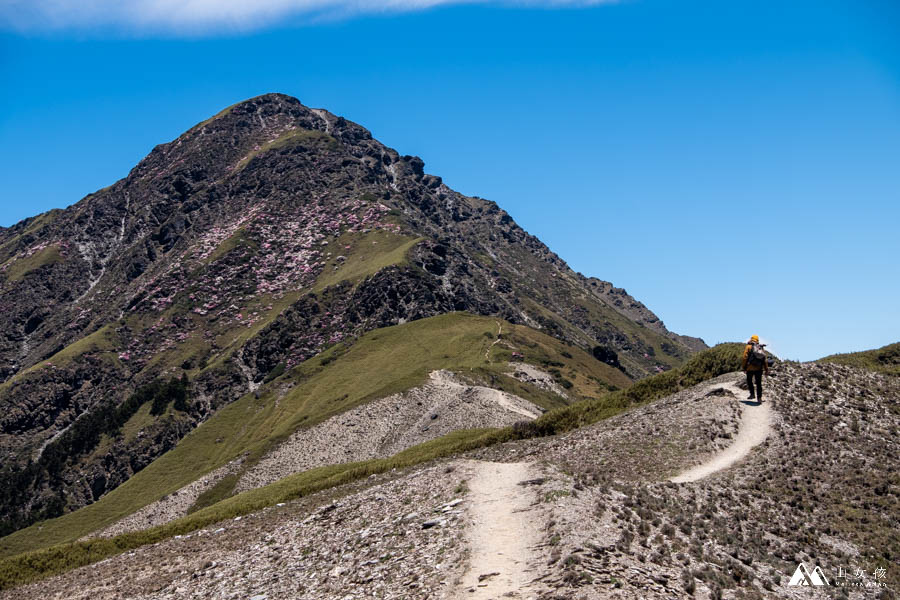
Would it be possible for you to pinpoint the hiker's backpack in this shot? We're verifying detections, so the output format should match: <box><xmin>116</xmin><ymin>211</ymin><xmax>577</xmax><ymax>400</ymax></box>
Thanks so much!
<box><xmin>748</xmin><ymin>343</ymin><xmax>766</xmax><ymax>367</ymax></box>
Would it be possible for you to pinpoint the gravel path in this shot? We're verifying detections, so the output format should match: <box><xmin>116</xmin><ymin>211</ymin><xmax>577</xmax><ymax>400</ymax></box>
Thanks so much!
<box><xmin>485</xmin><ymin>320</ymin><xmax>503</xmax><ymax>360</ymax></box>
<box><xmin>669</xmin><ymin>379</ymin><xmax>772</xmax><ymax>483</ymax></box>
<box><xmin>458</xmin><ymin>461</ymin><xmax>544</xmax><ymax>599</ymax></box>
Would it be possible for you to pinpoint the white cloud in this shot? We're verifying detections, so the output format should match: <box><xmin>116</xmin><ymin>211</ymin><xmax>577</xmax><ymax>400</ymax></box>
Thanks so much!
<box><xmin>0</xmin><ymin>0</ymin><xmax>616</xmax><ymax>34</ymax></box>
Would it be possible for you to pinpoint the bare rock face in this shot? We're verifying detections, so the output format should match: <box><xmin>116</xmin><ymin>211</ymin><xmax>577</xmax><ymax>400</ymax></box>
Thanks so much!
<box><xmin>585</xmin><ymin>277</ymin><xmax>707</xmax><ymax>353</ymax></box>
<box><xmin>0</xmin><ymin>93</ymin><xmax>704</xmax><ymax>534</ymax></box>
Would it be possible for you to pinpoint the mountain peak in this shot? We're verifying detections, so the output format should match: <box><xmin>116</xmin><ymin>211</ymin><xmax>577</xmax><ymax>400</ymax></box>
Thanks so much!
<box><xmin>189</xmin><ymin>93</ymin><xmax>368</xmax><ymax>142</ymax></box>
<box><xmin>197</xmin><ymin>93</ymin><xmax>312</xmax><ymax>131</ymax></box>
<box><xmin>122</xmin><ymin>94</ymin><xmax>342</xmax><ymax>192</ymax></box>
<box><xmin>235</xmin><ymin>92</ymin><xmax>304</xmax><ymax>108</ymax></box>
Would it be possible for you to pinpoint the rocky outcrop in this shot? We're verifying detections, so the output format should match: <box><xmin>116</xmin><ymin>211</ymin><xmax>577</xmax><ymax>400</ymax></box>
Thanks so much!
<box><xmin>585</xmin><ymin>277</ymin><xmax>707</xmax><ymax>352</ymax></box>
<box><xmin>239</xmin><ymin>249</ymin><xmax>515</xmax><ymax>380</ymax></box>
<box><xmin>0</xmin><ymin>356</ymin><xmax>126</xmax><ymax>461</ymax></box>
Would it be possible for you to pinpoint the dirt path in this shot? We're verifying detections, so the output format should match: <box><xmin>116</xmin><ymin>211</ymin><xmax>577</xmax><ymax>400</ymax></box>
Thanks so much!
<box><xmin>485</xmin><ymin>320</ymin><xmax>503</xmax><ymax>360</ymax></box>
<box><xmin>458</xmin><ymin>461</ymin><xmax>543</xmax><ymax>599</ymax></box>
<box><xmin>670</xmin><ymin>380</ymin><xmax>773</xmax><ymax>483</ymax></box>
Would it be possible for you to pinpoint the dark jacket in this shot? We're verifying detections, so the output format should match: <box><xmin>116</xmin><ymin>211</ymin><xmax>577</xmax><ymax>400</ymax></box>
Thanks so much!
<box><xmin>742</xmin><ymin>343</ymin><xmax>769</xmax><ymax>373</ymax></box>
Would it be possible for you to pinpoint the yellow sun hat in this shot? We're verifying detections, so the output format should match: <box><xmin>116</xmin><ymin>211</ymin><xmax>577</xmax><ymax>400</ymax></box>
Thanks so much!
<box><xmin>750</xmin><ymin>335</ymin><xmax>759</xmax><ymax>343</ymax></box>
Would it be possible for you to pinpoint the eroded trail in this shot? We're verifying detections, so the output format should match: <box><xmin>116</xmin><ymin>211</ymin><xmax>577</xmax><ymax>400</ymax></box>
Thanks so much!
<box><xmin>458</xmin><ymin>461</ymin><xmax>543</xmax><ymax>599</ymax></box>
<box><xmin>670</xmin><ymin>380</ymin><xmax>773</xmax><ymax>483</ymax></box>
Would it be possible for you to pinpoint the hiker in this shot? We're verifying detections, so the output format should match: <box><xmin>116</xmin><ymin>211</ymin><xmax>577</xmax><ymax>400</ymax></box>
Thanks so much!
<box><xmin>741</xmin><ymin>335</ymin><xmax>769</xmax><ymax>401</ymax></box>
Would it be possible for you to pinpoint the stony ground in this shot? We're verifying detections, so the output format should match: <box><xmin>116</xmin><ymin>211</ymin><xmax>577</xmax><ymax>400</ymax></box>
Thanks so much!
<box><xmin>504</xmin><ymin>364</ymin><xmax>898</xmax><ymax>600</ymax></box>
<box><xmin>7</xmin><ymin>464</ymin><xmax>473</xmax><ymax>600</ymax></box>
<box><xmin>5</xmin><ymin>363</ymin><xmax>897</xmax><ymax>599</ymax></box>
<box><xmin>508</xmin><ymin>362</ymin><xmax>571</xmax><ymax>400</ymax></box>
<box><xmin>92</xmin><ymin>369</ymin><xmax>548</xmax><ymax>538</ymax></box>
<box><xmin>473</xmin><ymin>371</ymin><xmax>748</xmax><ymax>481</ymax></box>
<box><xmin>91</xmin><ymin>459</ymin><xmax>245</xmax><ymax>539</ymax></box>
<box><xmin>238</xmin><ymin>370</ymin><xmax>543</xmax><ymax>494</ymax></box>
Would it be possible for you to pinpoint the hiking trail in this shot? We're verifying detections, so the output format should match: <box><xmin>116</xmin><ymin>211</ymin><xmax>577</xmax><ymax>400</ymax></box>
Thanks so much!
<box><xmin>670</xmin><ymin>379</ymin><xmax>773</xmax><ymax>483</ymax></box>
<box><xmin>458</xmin><ymin>461</ymin><xmax>543</xmax><ymax>599</ymax></box>
<box><xmin>485</xmin><ymin>320</ymin><xmax>503</xmax><ymax>360</ymax></box>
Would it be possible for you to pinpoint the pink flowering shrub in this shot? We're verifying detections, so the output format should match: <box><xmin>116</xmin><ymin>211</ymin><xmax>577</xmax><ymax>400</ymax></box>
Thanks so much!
<box><xmin>101</xmin><ymin>192</ymin><xmax>408</xmax><ymax>372</ymax></box>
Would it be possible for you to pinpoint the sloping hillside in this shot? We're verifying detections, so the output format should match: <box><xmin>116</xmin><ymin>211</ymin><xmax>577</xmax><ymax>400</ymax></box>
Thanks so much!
<box><xmin>819</xmin><ymin>341</ymin><xmax>900</xmax><ymax>376</ymax></box>
<box><xmin>0</xmin><ymin>312</ymin><xmax>626</xmax><ymax>559</ymax></box>
<box><xmin>505</xmin><ymin>362</ymin><xmax>899</xmax><ymax>599</ymax></box>
<box><xmin>3</xmin><ymin>354</ymin><xmax>896</xmax><ymax>598</ymax></box>
<box><xmin>0</xmin><ymin>342</ymin><xmax>734</xmax><ymax>591</ymax></box>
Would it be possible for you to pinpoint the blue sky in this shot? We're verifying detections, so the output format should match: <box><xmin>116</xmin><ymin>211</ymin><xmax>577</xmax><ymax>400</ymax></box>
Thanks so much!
<box><xmin>1</xmin><ymin>0</ymin><xmax>898</xmax><ymax>361</ymax></box>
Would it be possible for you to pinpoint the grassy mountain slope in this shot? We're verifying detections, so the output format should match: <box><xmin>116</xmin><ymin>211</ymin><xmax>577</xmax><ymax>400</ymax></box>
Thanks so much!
<box><xmin>0</xmin><ymin>227</ymin><xmax>428</xmax><ymax>534</ymax></box>
<box><xmin>0</xmin><ymin>312</ymin><xmax>626</xmax><ymax>559</ymax></box>
<box><xmin>818</xmin><ymin>341</ymin><xmax>900</xmax><ymax>376</ymax></box>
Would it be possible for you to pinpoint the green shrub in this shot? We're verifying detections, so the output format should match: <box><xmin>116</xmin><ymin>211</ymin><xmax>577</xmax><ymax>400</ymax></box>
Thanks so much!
<box><xmin>263</xmin><ymin>363</ymin><xmax>286</xmax><ymax>383</ymax></box>
<box><xmin>818</xmin><ymin>342</ymin><xmax>900</xmax><ymax>376</ymax></box>
<box><xmin>149</xmin><ymin>375</ymin><xmax>190</xmax><ymax>416</ymax></box>
<box><xmin>592</xmin><ymin>345</ymin><xmax>624</xmax><ymax>372</ymax></box>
